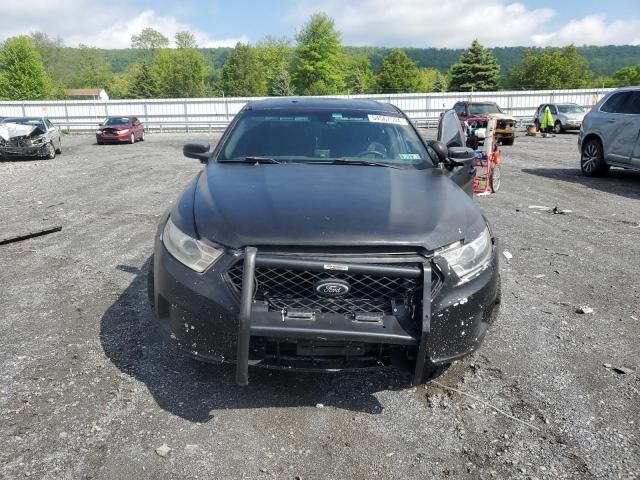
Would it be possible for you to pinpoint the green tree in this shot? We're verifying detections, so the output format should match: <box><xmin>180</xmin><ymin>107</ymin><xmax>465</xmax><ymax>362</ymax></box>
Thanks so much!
<box><xmin>256</xmin><ymin>36</ymin><xmax>292</xmax><ymax>88</ymax></box>
<box><xmin>0</xmin><ymin>36</ymin><xmax>51</xmax><ymax>100</ymax></box>
<box><xmin>175</xmin><ymin>31</ymin><xmax>197</xmax><ymax>49</ymax></box>
<box><xmin>449</xmin><ymin>40</ymin><xmax>500</xmax><ymax>92</ymax></box>
<box><xmin>151</xmin><ymin>46</ymin><xmax>207</xmax><ymax>98</ymax></box>
<box><xmin>70</xmin><ymin>45</ymin><xmax>112</xmax><ymax>89</ymax></box>
<box><xmin>29</xmin><ymin>32</ymin><xmax>67</xmax><ymax>84</ymax></box>
<box><xmin>507</xmin><ymin>45</ymin><xmax>592</xmax><ymax>90</ymax></box>
<box><xmin>376</xmin><ymin>49</ymin><xmax>421</xmax><ymax>93</ymax></box>
<box><xmin>433</xmin><ymin>71</ymin><xmax>447</xmax><ymax>92</ymax></box>
<box><xmin>131</xmin><ymin>28</ymin><xmax>169</xmax><ymax>62</ymax></box>
<box><xmin>268</xmin><ymin>65</ymin><xmax>294</xmax><ymax>96</ymax></box>
<box><xmin>126</xmin><ymin>62</ymin><xmax>160</xmax><ymax>98</ymax></box>
<box><xmin>220</xmin><ymin>43</ymin><xmax>266</xmax><ymax>97</ymax></box>
<box><xmin>341</xmin><ymin>54</ymin><xmax>375</xmax><ymax>94</ymax></box>
<box><xmin>292</xmin><ymin>13</ymin><xmax>344</xmax><ymax>95</ymax></box>
<box><xmin>612</xmin><ymin>64</ymin><xmax>640</xmax><ymax>87</ymax></box>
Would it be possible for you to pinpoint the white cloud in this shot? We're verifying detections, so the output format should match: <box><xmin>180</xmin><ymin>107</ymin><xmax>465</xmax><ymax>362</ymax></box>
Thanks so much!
<box><xmin>0</xmin><ymin>0</ymin><xmax>247</xmax><ymax>48</ymax></box>
<box><xmin>532</xmin><ymin>14</ymin><xmax>640</xmax><ymax>47</ymax></box>
<box><xmin>290</xmin><ymin>0</ymin><xmax>640</xmax><ymax>47</ymax></box>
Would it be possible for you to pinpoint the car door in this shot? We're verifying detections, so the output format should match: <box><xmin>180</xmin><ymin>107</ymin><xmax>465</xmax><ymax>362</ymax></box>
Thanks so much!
<box><xmin>132</xmin><ymin>117</ymin><xmax>141</xmax><ymax>137</ymax></box>
<box><xmin>626</xmin><ymin>91</ymin><xmax>640</xmax><ymax>169</ymax></box>
<box><xmin>599</xmin><ymin>91</ymin><xmax>635</xmax><ymax>165</ymax></box>
<box><xmin>45</xmin><ymin>119</ymin><xmax>60</xmax><ymax>149</ymax></box>
<box><xmin>437</xmin><ymin>110</ymin><xmax>475</xmax><ymax>196</ymax></box>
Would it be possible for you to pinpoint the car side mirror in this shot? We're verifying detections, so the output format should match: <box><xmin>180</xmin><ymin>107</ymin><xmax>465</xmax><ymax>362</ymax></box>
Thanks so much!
<box><xmin>183</xmin><ymin>142</ymin><xmax>211</xmax><ymax>163</ymax></box>
<box><xmin>427</xmin><ymin>140</ymin><xmax>448</xmax><ymax>164</ymax></box>
<box><xmin>98</xmin><ymin>123</ymin><xmax>103</xmax><ymax>126</ymax></box>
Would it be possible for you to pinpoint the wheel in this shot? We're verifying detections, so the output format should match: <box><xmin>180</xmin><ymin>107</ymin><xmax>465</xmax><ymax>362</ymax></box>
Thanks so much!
<box><xmin>46</xmin><ymin>142</ymin><xmax>56</xmax><ymax>159</ymax></box>
<box><xmin>553</xmin><ymin>120</ymin><xmax>563</xmax><ymax>134</ymax></box>
<box><xmin>55</xmin><ymin>139</ymin><xmax>62</xmax><ymax>154</ymax></box>
<box><xmin>501</xmin><ymin>137</ymin><xmax>514</xmax><ymax>146</ymax></box>
<box><xmin>490</xmin><ymin>164</ymin><xmax>501</xmax><ymax>192</ymax></box>
<box><xmin>581</xmin><ymin>139</ymin><xmax>609</xmax><ymax>177</ymax></box>
<box><xmin>130</xmin><ymin>133</ymin><xmax>135</xmax><ymax>144</ymax></box>
<box><xmin>534</xmin><ymin>119</ymin><xmax>540</xmax><ymax>131</ymax></box>
<box><xmin>140</xmin><ymin>130</ymin><xmax>145</xmax><ymax>141</ymax></box>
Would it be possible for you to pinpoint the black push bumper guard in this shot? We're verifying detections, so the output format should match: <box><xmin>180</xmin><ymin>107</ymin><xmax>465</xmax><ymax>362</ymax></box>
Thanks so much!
<box><xmin>235</xmin><ymin>247</ymin><xmax>432</xmax><ymax>386</ymax></box>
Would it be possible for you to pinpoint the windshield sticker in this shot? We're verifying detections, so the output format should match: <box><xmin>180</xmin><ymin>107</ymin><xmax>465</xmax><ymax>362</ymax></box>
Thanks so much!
<box><xmin>398</xmin><ymin>153</ymin><xmax>421</xmax><ymax>160</ymax></box>
<box><xmin>368</xmin><ymin>114</ymin><xmax>408</xmax><ymax>126</ymax></box>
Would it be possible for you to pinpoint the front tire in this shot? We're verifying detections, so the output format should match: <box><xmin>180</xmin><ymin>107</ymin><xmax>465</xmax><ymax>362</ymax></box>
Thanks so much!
<box><xmin>581</xmin><ymin>139</ymin><xmax>609</xmax><ymax>177</ymax></box>
<box><xmin>140</xmin><ymin>130</ymin><xmax>145</xmax><ymax>141</ymax></box>
<box><xmin>534</xmin><ymin>119</ymin><xmax>540</xmax><ymax>131</ymax></box>
<box><xmin>501</xmin><ymin>137</ymin><xmax>514</xmax><ymax>146</ymax></box>
<box><xmin>553</xmin><ymin>121</ymin><xmax>563</xmax><ymax>134</ymax></box>
<box><xmin>46</xmin><ymin>142</ymin><xmax>56</xmax><ymax>159</ymax></box>
<box><xmin>55</xmin><ymin>139</ymin><xmax>62</xmax><ymax>154</ymax></box>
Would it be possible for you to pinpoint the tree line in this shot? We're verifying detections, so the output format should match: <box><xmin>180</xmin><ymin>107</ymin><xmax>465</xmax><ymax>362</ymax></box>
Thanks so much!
<box><xmin>0</xmin><ymin>13</ymin><xmax>639</xmax><ymax>101</ymax></box>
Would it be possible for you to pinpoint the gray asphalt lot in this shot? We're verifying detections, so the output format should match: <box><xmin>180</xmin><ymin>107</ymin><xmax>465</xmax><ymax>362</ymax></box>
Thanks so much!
<box><xmin>0</xmin><ymin>131</ymin><xmax>638</xmax><ymax>479</ymax></box>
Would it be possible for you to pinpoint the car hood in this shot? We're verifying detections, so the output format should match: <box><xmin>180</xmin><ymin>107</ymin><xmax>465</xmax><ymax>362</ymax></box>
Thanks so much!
<box><xmin>0</xmin><ymin>123</ymin><xmax>45</xmax><ymax>141</ymax></box>
<box><xmin>191</xmin><ymin>163</ymin><xmax>486</xmax><ymax>251</ymax></box>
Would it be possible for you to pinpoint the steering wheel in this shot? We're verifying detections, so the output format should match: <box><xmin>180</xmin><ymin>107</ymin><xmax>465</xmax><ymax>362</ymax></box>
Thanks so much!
<box><xmin>355</xmin><ymin>149</ymin><xmax>386</xmax><ymax>158</ymax></box>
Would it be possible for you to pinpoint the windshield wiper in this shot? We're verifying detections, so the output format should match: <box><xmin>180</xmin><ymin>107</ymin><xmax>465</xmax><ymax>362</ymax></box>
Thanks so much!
<box><xmin>219</xmin><ymin>156</ymin><xmax>282</xmax><ymax>164</ymax></box>
<box><xmin>301</xmin><ymin>158</ymin><xmax>400</xmax><ymax>169</ymax></box>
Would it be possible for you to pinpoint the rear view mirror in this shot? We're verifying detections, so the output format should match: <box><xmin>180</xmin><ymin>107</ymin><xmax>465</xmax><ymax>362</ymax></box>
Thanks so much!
<box><xmin>183</xmin><ymin>142</ymin><xmax>211</xmax><ymax>163</ymax></box>
<box><xmin>427</xmin><ymin>140</ymin><xmax>448</xmax><ymax>164</ymax></box>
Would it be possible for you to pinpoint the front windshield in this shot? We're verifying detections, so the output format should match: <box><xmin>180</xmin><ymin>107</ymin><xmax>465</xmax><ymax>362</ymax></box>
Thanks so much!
<box><xmin>557</xmin><ymin>105</ymin><xmax>585</xmax><ymax>114</ymax></box>
<box><xmin>2</xmin><ymin>118</ymin><xmax>46</xmax><ymax>129</ymax></box>
<box><xmin>104</xmin><ymin>117</ymin><xmax>130</xmax><ymax>125</ymax></box>
<box><xmin>219</xmin><ymin>109</ymin><xmax>429</xmax><ymax>168</ymax></box>
<box><xmin>468</xmin><ymin>104</ymin><xmax>502</xmax><ymax>115</ymax></box>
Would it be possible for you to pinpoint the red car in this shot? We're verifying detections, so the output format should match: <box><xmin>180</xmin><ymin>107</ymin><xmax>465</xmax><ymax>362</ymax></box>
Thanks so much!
<box><xmin>96</xmin><ymin>116</ymin><xmax>145</xmax><ymax>144</ymax></box>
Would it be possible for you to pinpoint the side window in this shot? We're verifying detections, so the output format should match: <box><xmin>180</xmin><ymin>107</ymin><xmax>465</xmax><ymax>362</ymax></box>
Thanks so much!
<box><xmin>45</xmin><ymin>119</ymin><xmax>54</xmax><ymax>129</ymax></box>
<box><xmin>550</xmin><ymin>105</ymin><xmax>558</xmax><ymax>114</ymax></box>
<box><xmin>601</xmin><ymin>92</ymin><xmax>632</xmax><ymax>114</ymax></box>
<box><xmin>454</xmin><ymin>103</ymin><xmax>466</xmax><ymax>117</ymax></box>
<box><xmin>622</xmin><ymin>91</ymin><xmax>640</xmax><ymax>115</ymax></box>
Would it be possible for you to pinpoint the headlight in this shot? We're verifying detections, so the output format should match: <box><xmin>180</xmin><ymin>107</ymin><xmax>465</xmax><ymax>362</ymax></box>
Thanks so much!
<box><xmin>162</xmin><ymin>217</ymin><xmax>223</xmax><ymax>272</ymax></box>
<box><xmin>96</xmin><ymin>129</ymin><xmax>102</xmax><ymax>134</ymax></box>
<box><xmin>120</xmin><ymin>129</ymin><xmax>130</xmax><ymax>134</ymax></box>
<box><xmin>436</xmin><ymin>227</ymin><xmax>493</xmax><ymax>284</ymax></box>
<box><xmin>32</xmin><ymin>136</ymin><xmax>46</xmax><ymax>145</ymax></box>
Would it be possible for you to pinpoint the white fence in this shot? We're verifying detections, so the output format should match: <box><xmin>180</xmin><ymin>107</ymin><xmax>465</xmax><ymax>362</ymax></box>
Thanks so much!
<box><xmin>0</xmin><ymin>88</ymin><xmax>613</xmax><ymax>132</ymax></box>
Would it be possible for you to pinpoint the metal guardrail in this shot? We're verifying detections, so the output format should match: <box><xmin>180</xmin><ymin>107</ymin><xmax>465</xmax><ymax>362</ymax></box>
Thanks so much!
<box><xmin>0</xmin><ymin>89</ymin><xmax>612</xmax><ymax>133</ymax></box>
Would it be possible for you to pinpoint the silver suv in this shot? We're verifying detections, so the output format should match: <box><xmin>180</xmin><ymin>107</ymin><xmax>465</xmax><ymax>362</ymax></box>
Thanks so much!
<box><xmin>534</xmin><ymin>103</ymin><xmax>586</xmax><ymax>133</ymax></box>
<box><xmin>579</xmin><ymin>87</ymin><xmax>640</xmax><ymax>177</ymax></box>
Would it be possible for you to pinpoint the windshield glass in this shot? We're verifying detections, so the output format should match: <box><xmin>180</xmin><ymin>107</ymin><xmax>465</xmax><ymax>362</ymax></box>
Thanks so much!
<box><xmin>557</xmin><ymin>104</ymin><xmax>585</xmax><ymax>114</ymax></box>
<box><xmin>219</xmin><ymin>109</ymin><xmax>429</xmax><ymax>168</ymax></box>
<box><xmin>468</xmin><ymin>104</ymin><xmax>502</xmax><ymax>115</ymax></box>
<box><xmin>2</xmin><ymin>118</ymin><xmax>46</xmax><ymax>129</ymax></box>
<box><xmin>104</xmin><ymin>117</ymin><xmax>130</xmax><ymax>125</ymax></box>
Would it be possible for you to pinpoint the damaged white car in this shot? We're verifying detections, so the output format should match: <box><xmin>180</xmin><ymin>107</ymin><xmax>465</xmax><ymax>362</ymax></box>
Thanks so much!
<box><xmin>0</xmin><ymin>117</ymin><xmax>62</xmax><ymax>160</ymax></box>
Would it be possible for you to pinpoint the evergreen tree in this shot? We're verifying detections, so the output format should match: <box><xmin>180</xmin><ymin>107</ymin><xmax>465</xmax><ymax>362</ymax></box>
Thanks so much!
<box><xmin>220</xmin><ymin>43</ymin><xmax>266</xmax><ymax>97</ymax></box>
<box><xmin>292</xmin><ymin>13</ymin><xmax>344</xmax><ymax>95</ymax></box>
<box><xmin>268</xmin><ymin>66</ymin><xmax>294</xmax><ymax>96</ymax></box>
<box><xmin>127</xmin><ymin>62</ymin><xmax>160</xmax><ymax>98</ymax></box>
<box><xmin>342</xmin><ymin>55</ymin><xmax>375</xmax><ymax>94</ymax></box>
<box><xmin>507</xmin><ymin>45</ymin><xmax>592</xmax><ymax>90</ymax></box>
<box><xmin>433</xmin><ymin>71</ymin><xmax>447</xmax><ymax>92</ymax></box>
<box><xmin>376</xmin><ymin>49</ymin><xmax>421</xmax><ymax>93</ymax></box>
<box><xmin>449</xmin><ymin>40</ymin><xmax>500</xmax><ymax>92</ymax></box>
<box><xmin>0</xmin><ymin>36</ymin><xmax>51</xmax><ymax>100</ymax></box>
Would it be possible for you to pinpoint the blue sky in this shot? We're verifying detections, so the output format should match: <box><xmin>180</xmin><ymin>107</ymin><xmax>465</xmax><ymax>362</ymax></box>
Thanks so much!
<box><xmin>2</xmin><ymin>0</ymin><xmax>639</xmax><ymax>48</ymax></box>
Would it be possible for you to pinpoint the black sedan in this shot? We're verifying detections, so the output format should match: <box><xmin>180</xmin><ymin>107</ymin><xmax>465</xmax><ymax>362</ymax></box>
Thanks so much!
<box><xmin>149</xmin><ymin>98</ymin><xmax>501</xmax><ymax>385</ymax></box>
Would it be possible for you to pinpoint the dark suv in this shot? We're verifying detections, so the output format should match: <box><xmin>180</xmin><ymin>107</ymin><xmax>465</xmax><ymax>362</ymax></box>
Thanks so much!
<box><xmin>149</xmin><ymin>99</ymin><xmax>501</xmax><ymax>385</ymax></box>
<box><xmin>579</xmin><ymin>87</ymin><xmax>640</xmax><ymax>176</ymax></box>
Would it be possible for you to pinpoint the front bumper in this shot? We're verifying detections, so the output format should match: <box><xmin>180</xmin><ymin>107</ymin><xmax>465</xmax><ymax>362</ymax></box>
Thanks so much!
<box><xmin>152</xmin><ymin>236</ymin><xmax>500</xmax><ymax>385</ymax></box>
<box><xmin>0</xmin><ymin>143</ymin><xmax>49</xmax><ymax>157</ymax></box>
<box><xmin>97</xmin><ymin>132</ymin><xmax>130</xmax><ymax>142</ymax></box>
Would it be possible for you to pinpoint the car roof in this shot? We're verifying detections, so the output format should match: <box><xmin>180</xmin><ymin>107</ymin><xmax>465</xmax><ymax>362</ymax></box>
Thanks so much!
<box><xmin>458</xmin><ymin>101</ymin><xmax>498</xmax><ymax>105</ymax></box>
<box><xmin>244</xmin><ymin>97</ymin><xmax>400</xmax><ymax>114</ymax></box>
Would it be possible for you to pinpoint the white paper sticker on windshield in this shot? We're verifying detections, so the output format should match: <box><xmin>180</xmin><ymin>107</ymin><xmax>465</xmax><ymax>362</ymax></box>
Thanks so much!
<box><xmin>367</xmin><ymin>114</ymin><xmax>408</xmax><ymax>126</ymax></box>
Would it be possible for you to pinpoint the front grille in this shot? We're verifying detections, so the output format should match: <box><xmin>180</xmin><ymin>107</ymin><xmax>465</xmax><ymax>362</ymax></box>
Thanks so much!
<box><xmin>225</xmin><ymin>261</ymin><xmax>439</xmax><ymax>317</ymax></box>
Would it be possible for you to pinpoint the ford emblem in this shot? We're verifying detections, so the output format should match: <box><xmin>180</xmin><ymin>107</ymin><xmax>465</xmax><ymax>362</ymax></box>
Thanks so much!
<box><xmin>315</xmin><ymin>279</ymin><xmax>350</xmax><ymax>297</ymax></box>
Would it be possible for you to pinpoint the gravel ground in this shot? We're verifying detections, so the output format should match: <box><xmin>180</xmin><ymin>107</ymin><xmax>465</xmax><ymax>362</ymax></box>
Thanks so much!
<box><xmin>0</xmin><ymin>131</ymin><xmax>638</xmax><ymax>480</ymax></box>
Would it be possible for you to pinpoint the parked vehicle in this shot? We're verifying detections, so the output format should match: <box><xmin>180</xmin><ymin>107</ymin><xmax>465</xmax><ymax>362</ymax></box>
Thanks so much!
<box><xmin>453</xmin><ymin>101</ymin><xmax>516</xmax><ymax>145</ymax></box>
<box><xmin>149</xmin><ymin>98</ymin><xmax>501</xmax><ymax>386</ymax></box>
<box><xmin>534</xmin><ymin>103</ymin><xmax>586</xmax><ymax>133</ymax></box>
<box><xmin>579</xmin><ymin>87</ymin><xmax>640</xmax><ymax>177</ymax></box>
<box><xmin>96</xmin><ymin>116</ymin><xmax>145</xmax><ymax>144</ymax></box>
<box><xmin>0</xmin><ymin>117</ymin><xmax>62</xmax><ymax>159</ymax></box>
